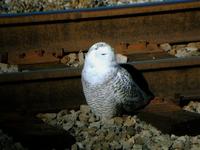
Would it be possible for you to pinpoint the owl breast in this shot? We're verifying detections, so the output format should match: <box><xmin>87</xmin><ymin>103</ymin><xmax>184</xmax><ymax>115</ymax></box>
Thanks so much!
<box><xmin>82</xmin><ymin>67</ymin><xmax>145</xmax><ymax>118</ymax></box>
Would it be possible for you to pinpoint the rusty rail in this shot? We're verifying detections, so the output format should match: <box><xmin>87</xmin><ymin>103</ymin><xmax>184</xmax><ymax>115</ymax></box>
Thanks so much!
<box><xmin>0</xmin><ymin>56</ymin><xmax>199</xmax><ymax>112</ymax></box>
<box><xmin>0</xmin><ymin>0</ymin><xmax>200</xmax><ymax>53</ymax></box>
<box><xmin>0</xmin><ymin>56</ymin><xmax>199</xmax><ymax>82</ymax></box>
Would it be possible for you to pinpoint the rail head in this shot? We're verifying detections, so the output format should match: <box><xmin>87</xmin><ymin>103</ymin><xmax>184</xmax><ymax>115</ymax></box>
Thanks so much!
<box><xmin>0</xmin><ymin>56</ymin><xmax>199</xmax><ymax>83</ymax></box>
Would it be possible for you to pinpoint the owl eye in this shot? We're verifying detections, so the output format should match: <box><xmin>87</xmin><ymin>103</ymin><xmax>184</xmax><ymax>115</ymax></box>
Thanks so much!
<box><xmin>99</xmin><ymin>43</ymin><xmax>104</xmax><ymax>47</ymax></box>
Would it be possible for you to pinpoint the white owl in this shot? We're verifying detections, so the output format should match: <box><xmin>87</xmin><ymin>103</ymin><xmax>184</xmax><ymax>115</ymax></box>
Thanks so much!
<box><xmin>81</xmin><ymin>42</ymin><xmax>151</xmax><ymax>119</ymax></box>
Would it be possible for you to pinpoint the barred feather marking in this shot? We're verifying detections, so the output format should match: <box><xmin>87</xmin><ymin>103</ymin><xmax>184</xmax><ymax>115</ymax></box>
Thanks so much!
<box><xmin>81</xmin><ymin>42</ymin><xmax>148</xmax><ymax>118</ymax></box>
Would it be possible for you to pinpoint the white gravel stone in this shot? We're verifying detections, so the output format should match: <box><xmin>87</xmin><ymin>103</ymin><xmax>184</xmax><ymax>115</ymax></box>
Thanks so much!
<box><xmin>80</xmin><ymin>105</ymin><xmax>90</xmax><ymax>114</ymax></box>
<box><xmin>36</xmin><ymin>113</ymin><xmax>57</xmax><ymax>122</ymax></box>
<box><xmin>0</xmin><ymin>63</ymin><xmax>18</xmax><ymax>74</ymax></box>
<box><xmin>116</xmin><ymin>53</ymin><xmax>128</xmax><ymax>63</ymax></box>
<box><xmin>187</xmin><ymin>42</ymin><xmax>200</xmax><ymax>49</ymax></box>
<box><xmin>172</xmin><ymin>136</ymin><xmax>187</xmax><ymax>149</ymax></box>
<box><xmin>186</xmin><ymin>47</ymin><xmax>198</xmax><ymax>52</ymax></box>
<box><xmin>160</xmin><ymin>43</ymin><xmax>171</xmax><ymax>51</ymax></box>
<box><xmin>78</xmin><ymin>51</ymin><xmax>84</xmax><ymax>65</ymax></box>
<box><xmin>175</xmin><ymin>48</ymin><xmax>190</xmax><ymax>57</ymax></box>
<box><xmin>165</xmin><ymin>42</ymin><xmax>200</xmax><ymax>57</ymax></box>
<box><xmin>63</xmin><ymin>121</ymin><xmax>74</xmax><ymax>131</ymax></box>
<box><xmin>124</xmin><ymin>116</ymin><xmax>136</xmax><ymax>127</ymax></box>
<box><xmin>183</xmin><ymin>101</ymin><xmax>200</xmax><ymax>113</ymax></box>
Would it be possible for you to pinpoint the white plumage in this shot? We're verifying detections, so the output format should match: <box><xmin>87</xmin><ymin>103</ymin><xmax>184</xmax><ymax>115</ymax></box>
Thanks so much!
<box><xmin>81</xmin><ymin>42</ymin><xmax>150</xmax><ymax>119</ymax></box>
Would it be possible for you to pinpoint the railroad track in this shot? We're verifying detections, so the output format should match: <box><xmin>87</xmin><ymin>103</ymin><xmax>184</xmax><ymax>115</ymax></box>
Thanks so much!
<box><xmin>0</xmin><ymin>0</ymin><xmax>200</xmax><ymax>149</ymax></box>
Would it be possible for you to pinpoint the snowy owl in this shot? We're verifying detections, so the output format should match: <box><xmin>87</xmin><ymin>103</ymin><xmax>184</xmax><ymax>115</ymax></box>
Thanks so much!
<box><xmin>81</xmin><ymin>42</ymin><xmax>151</xmax><ymax>119</ymax></box>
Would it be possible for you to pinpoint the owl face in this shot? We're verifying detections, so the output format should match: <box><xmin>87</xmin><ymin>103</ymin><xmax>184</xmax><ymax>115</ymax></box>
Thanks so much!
<box><xmin>85</xmin><ymin>42</ymin><xmax>117</xmax><ymax>68</ymax></box>
<box><xmin>82</xmin><ymin>42</ymin><xmax>118</xmax><ymax>84</ymax></box>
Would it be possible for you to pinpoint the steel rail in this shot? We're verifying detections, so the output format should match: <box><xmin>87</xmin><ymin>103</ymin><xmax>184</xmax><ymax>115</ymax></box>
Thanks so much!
<box><xmin>0</xmin><ymin>0</ymin><xmax>200</xmax><ymax>52</ymax></box>
<box><xmin>0</xmin><ymin>57</ymin><xmax>199</xmax><ymax>83</ymax></box>
<box><xmin>0</xmin><ymin>0</ymin><xmax>200</xmax><ymax>23</ymax></box>
<box><xmin>0</xmin><ymin>57</ymin><xmax>199</xmax><ymax>112</ymax></box>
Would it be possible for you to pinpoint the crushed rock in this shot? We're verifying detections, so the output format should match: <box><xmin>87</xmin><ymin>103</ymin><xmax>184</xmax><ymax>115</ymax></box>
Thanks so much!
<box><xmin>160</xmin><ymin>42</ymin><xmax>200</xmax><ymax>58</ymax></box>
<box><xmin>1</xmin><ymin>0</ymin><xmax>169</xmax><ymax>14</ymax></box>
<box><xmin>183</xmin><ymin>101</ymin><xmax>200</xmax><ymax>114</ymax></box>
<box><xmin>0</xmin><ymin>129</ymin><xmax>27</xmax><ymax>150</ymax></box>
<box><xmin>37</xmin><ymin>104</ymin><xmax>200</xmax><ymax>149</ymax></box>
<box><xmin>0</xmin><ymin>63</ymin><xmax>18</xmax><ymax>74</ymax></box>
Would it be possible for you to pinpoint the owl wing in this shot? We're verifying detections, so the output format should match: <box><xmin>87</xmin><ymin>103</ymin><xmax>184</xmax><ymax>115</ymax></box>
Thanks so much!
<box><xmin>113</xmin><ymin>67</ymin><xmax>149</xmax><ymax>112</ymax></box>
